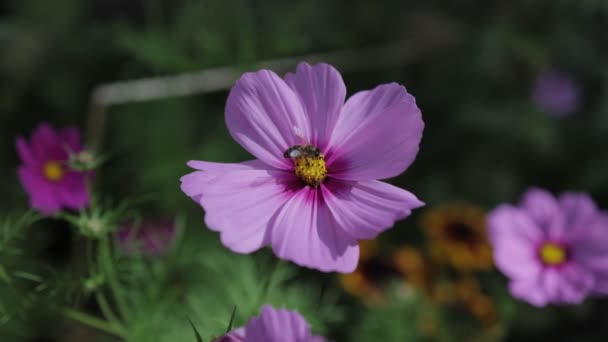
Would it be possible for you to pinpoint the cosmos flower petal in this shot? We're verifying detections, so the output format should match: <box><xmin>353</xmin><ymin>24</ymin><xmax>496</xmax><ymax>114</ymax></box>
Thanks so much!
<box><xmin>592</xmin><ymin>274</ymin><xmax>608</xmax><ymax>294</ymax></box>
<box><xmin>559</xmin><ymin>192</ymin><xmax>599</xmax><ymax>234</ymax></box>
<box><xmin>17</xmin><ymin>166</ymin><xmax>57</xmax><ymax>214</ymax></box>
<box><xmin>31</xmin><ymin>122</ymin><xmax>64</xmax><ymax>158</ymax></box>
<box><xmin>60</xmin><ymin>126</ymin><xmax>82</xmax><ymax>152</ymax></box>
<box><xmin>539</xmin><ymin>266</ymin><xmax>593</xmax><ymax>304</ymax></box>
<box><xmin>509</xmin><ymin>278</ymin><xmax>549</xmax><ymax>307</ymax></box>
<box><xmin>488</xmin><ymin>205</ymin><xmax>544</xmax><ymax>278</ymax></box>
<box><xmin>245</xmin><ymin>306</ymin><xmax>309</xmax><ymax>341</ymax></box>
<box><xmin>181</xmin><ymin>160</ymin><xmax>296</xmax><ymax>254</ymax></box>
<box><xmin>327</xmin><ymin>83</ymin><xmax>423</xmax><ymax>181</ymax></box>
<box><xmin>270</xmin><ymin>187</ymin><xmax>359</xmax><ymax>273</ymax></box>
<box><xmin>16</xmin><ymin>137</ymin><xmax>37</xmax><ymax>166</ymax></box>
<box><xmin>571</xmin><ymin>213</ymin><xmax>608</xmax><ymax>271</ymax></box>
<box><xmin>58</xmin><ymin>173</ymin><xmax>90</xmax><ymax>209</ymax></box>
<box><xmin>322</xmin><ymin>180</ymin><xmax>423</xmax><ymax>240</ymax></box>
<box><xmin>284</xmin><ymin>62</ymin><xmax>346</xmax><ymax>150</ymax></box>
<box><xmin>226</xmin><ymin>70</ymin><xmax>309</xmax><ymax>170</ymax></box>
<box><xmin>27</xmin><ymin>182</ymin><xmax>61</xmax><ymax>215</ymax></box>
<box><xmin>521</xmin><ymin>187</ymin><xmax>566</xmax><ymax>239</ymax></box>
<box><xmin>558</xmin><ymin>265</ymin><xmax>595</xmax><ymax>303</ymax></box>
<box><xmin>488</xmin><ymin>204</ymin><xmax>544</xmax><ymax>246</ymax></box>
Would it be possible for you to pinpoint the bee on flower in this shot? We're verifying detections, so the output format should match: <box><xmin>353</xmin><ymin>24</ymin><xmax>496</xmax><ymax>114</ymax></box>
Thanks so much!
<box><xmin>181</xmin><ymin>62</ymin><xmax>425</xmax><ymax>273</ymax></box>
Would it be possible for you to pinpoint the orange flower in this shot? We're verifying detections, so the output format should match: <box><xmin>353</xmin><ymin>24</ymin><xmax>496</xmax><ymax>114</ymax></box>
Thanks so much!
<box><xmin>339</xmin><ymin>240</ymin><xmax>393</xmax><ymax>306</ymax></box>
<box><xmin>392</xmin><ymin>246</ymin><xmax>435</xmax><ymax>296</ymax></box>
<box><xmin>422</xmin><ymin>204</ymin><xmax>493</xmax><ymax>271</ymax></box>
<box><xmin>443</xmin><ymin>277</ymin><xmax>498</xmax><ymax>328</ymax></box>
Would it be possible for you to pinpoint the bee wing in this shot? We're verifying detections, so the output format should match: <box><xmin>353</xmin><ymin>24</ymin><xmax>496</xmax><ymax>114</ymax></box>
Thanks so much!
<box><xmin>288</xmin><ymin>150</ymin><xmax>302</xmax><ymax>158</ymax></box>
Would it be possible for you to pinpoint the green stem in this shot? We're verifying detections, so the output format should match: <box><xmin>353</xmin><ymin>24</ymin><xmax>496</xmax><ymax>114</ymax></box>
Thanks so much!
<box><xmin>99</xmin><ymin>235</ymin><xmax>130</xmax><ymax>322</ymax></box>
<box><xmin>96</xmin><ymin>291</ymin><xmax>123</xmax><ymax>327</ymax></box>
<box><xmin>60</xmin><ymin>307</ymin><xmax>126</xmax><ymax>337</ymax></box>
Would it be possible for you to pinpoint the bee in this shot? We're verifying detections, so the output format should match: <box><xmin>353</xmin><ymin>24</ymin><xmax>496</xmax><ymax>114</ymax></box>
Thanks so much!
<box><xmin>283</xmin><ymin>144</ymin><xmax>321</xmax><ymax>159</ymax></box>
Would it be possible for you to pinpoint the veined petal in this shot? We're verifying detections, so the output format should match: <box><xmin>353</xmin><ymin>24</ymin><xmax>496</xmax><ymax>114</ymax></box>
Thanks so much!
<box><xmin>487</xmin><ymin>205</ymin><xmax>544</xmax><ymax>279</ymax></box>
<box><xmin>180</xmin><ymin>160</ymin><xmax>297</xmax><ymax>253</ymax></box>
<box><xmin>245</xmin><ymin>305</ymin><xmax>314</xmax><ymax>342</ymax></box>
<box><xmin>509</xmin><ymin>277</ymin><xmax>550</xmax><ymax>307</ymax></box>
<box><xmin>322</xmin><ymin>180</ymin><xmax>423</xmax><ymax>240</ymax></box>
<box><xmin>326</xmin><ymin>83</ymin><xmax>423</xmax><ymax>181</ymax></box>
<box><xmin>520</xmin><ymin>188</ymin><xmax>565</xmax><ymax>239</ymax></box>
<box><xmin>270</xmin><ymin>187</ymin><xmax>359</xmax><ymax>273</ymax></box>
<box><xmin>284</xmin><ymin>62</ymin><xmax>346</xmax><ymax>150</ymax></box>
<box><xmin>559</xmin><ymin>191</ymin><xmax>599</xmax><ymax>237</ymax></box>
<box><xmin>571</xmin><ymin>213</ymin><xmax>608</xmax><ymax>271</ymax></box>
<box><xmin>226</xmin><ymin>70</ymin><xmax>310</xmax><ymax>169</ymax></box>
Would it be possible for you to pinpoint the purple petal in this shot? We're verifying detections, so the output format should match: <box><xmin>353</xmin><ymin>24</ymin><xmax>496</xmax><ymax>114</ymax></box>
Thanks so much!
<box><xmin>541</xmin><ymin>266</ymin><xmax>593</xmax><ymax>304</ymax></box>
<box><xmin>244</xmin><ymin>305</ymin><xmax>324</xmax><ymax>342</ymax></box>
<box><xmin>284</xmin><ymin>62</ymin><xmax>345</xmax><ymax>150</ymax></box>
<box><xmin>60</xmin><ymin>126</ymin><xmax>83</xmax><ymax>152</ymax></box>
<box><xmin>31</xmin><ymin>122</ymin><xmax>65</xmax><ymax>159</ymax></box>
<box><xmin>180</xmin><ymin>160</ymin><xmax>296</xmax><ymax>254</ymax></box>
<box><xmin>520</xmin><ymin>188</ymin><xmax>565</xmax><ymax>239</ymax></box>
<box><xmin>16</xmin><ymin>137</ymin><xmax>37</xmax><ymax>166</ymax></box>
<box><xmin>269</xmin><ymin>187</ymin><xmax>359</xmax><ymax>273</ymax></box>
<box><xmin>225</xmin><ymin>70</ymin><xmax>309</xmax><ymax>169</ymax></box>
<box><xmin>559</xmin><ymin>192</ymin><xmax>599</xmax><ymax>237</ymax></box>
<box><xmin>17</xmin><ymin>166</ymin><xmax>60</xmax><ymax>214</ymax></box>
<box><xmin>571</xmin><ymin>213</ymin><xmax>608</xmax><ymax>272</ymax></box>
<box><xmin>58</xmin><ymin>172</ymin><xmax>90</xmax><ymax>210</ymax></box>
<box><xmin>326</xmin><ymin>83</ymin><xmax>423</xmax><ymax>181</ymax></box>
<box><xmin>322</xmin><ymin>180</ymin><xmax>423</xmax><ymax>240</ymax></box>
<box><xmin>592</xmin><ymin>273</ymin><xmax>608</xmax><ymax>294</ymax></box>
<box><xmin>487</xmin><ymin>205</ymin><xmax>544</xmax><ymax>279</ymax></box>
<box><xmin>509</xmin><ymin>278</ymin><xmax>550</xmax><ymax>307</ymax></box>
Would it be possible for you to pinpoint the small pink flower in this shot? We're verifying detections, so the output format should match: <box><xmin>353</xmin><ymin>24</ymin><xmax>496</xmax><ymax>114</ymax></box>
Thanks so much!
<box><xmin>488</xmin><ymin>188</ymin><xmax>608</xmax><ymax>306</ymax></box>
<box><xmin>16</xmin><ymin>122</ymin><xmax>91</xmax><ymax>214</ymax></box>
<box><xmin>181</xmin><ymin>62</ymin><xmax>424</xmax><ymax>273</ymax></box>
<box><xmin>220</xmin><ymin>305</ymin><xmax>326</xmax><ymax>342</ymax></box>
<box><xmin>116</xmin><ymin>219</ymin><xmax>177</xmax><ymax>256</ymax></box>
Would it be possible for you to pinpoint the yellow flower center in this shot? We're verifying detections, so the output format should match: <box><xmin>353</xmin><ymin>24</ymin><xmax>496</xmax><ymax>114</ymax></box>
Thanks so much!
<box><xmin>294</xmin><ymin>154</ymin><xmax>327</xmax><ymax>187</ymax></box>
<box><xmin>539</xmin><ymin>243</ymin><xmax>567</xmax><ymax>265</ymax></box>
<box><xmin>43</xmin><ymin>161</ymin><xmax>64</xmax><ymax>182</ymax></box>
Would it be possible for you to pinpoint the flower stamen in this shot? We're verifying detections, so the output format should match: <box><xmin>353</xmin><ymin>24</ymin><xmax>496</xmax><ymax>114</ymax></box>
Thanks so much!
<box><xmin>284</xmin><ymin>144</ymin><xmax>327</xmax><ymax>187</ymax></box>
<box><xmin>43</xmin><ymin>161</ymin><xmax>64</xmax><ymax>182</ymax></box>
<box><xmin>539</xmin><ymin>242</ymin><xmax>567</xmax><ymax>266</ymax></box>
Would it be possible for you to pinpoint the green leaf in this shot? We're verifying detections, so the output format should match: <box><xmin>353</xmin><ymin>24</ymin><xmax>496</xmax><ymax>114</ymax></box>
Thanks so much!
<box><xmin>225</xmin><ymin>306</ymin><xmax>237</xmax><ymax>333</ymax></box>
<box><xmin>188</xmin><ymin>318</ymin><xmax>204</xmax><ymax>342</ymax></box>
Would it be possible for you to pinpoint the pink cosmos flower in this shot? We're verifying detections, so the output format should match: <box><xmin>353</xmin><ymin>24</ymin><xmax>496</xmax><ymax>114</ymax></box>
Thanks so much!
<box><xmin>181</xmin><ymin>62</ymin><xmax>424</xmax><ymax>273</ymax></box>
<box><xmin>219</xmin><ymin>305</ymin><xmax>326</xmax><ymax>342</ymax></box>
<box><xmin>16</xmin><ymin>122</ymin><xmax>91</xmax><ymax>215</ymax></box>
<box><xmin>116</xmin><ymin>219</ymin><xmax>177</xmax><ymax>256</ymax></box>
<box><xmin>488</xmin><ymin>188</ymin><xmax>608</xmax><ymax>306</ymax></box>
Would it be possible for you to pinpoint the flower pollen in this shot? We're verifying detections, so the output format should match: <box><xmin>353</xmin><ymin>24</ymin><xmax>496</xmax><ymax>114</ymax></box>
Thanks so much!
<box><xmin>539</xmin><ymin>242</ymin><xmax>567</xmax><ymax>266</ymax></box>
<box><xmin>43</xmin><ymin>161</ymin><xmax>64</xmax><ymax>182</ymax></box>
<box><xmin>294</xmin><ymin>154</ymin><xmax>327</xmax><ymax>187</ymax></box>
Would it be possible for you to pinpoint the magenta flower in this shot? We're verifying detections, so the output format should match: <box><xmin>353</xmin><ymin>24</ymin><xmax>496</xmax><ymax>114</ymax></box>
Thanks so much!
<box><xmin>220</xmin><ymin>305</ymin><xmax>326</xmax><ymax>342</ymax></box>
<box><xmin>181</xmin><ymin>62</ymin><xmax>424</xmax><ymax>273</ymax></box>
<box><xmin>116</xmin><ymin>219</ymin><xmax>177</xmax><ymax>256</ymax></box>
<box><xmin>16</xmin><ymin>122</ymin><xmax>91</xmax><ymax>215</ymax></box>
<box><xmin>532</xmin><ymin>70</ymin><xmax>581</xmax><ymax>117</ymax></box>
<box><xmin>488</xmin><ymin>188</ymin><xmax>608</xmax><ymax>306</ymax></box>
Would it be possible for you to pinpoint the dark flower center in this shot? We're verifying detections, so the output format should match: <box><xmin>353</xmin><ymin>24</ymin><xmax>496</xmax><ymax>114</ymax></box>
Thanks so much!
<box><xmin>445</xmin><ymin>222</ymin><xmax>478</xmax><ymax>245</ymax></box>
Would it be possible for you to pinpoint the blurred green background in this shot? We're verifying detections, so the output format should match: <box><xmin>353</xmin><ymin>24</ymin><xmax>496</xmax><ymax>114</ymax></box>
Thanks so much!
<box><xmin>1</xmin><ymin>0</ymin><xmax>608</xmax><ymax>341</ymax></box>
